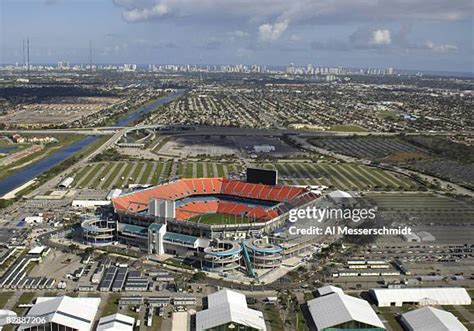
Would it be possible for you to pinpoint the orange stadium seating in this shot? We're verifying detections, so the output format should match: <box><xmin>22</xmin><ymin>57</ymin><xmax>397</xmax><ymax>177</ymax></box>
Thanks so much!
<box><xmin>112</xmin><ymin>178</ymin><xmax>318</xmax><ymax>222</ymax></box>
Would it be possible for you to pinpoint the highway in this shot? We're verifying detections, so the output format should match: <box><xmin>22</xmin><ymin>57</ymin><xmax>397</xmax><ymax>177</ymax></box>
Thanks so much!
<box><xmin>1</xmin><ymin>125</ymin><xmax>472</xmax><ymax>137</ymax></box>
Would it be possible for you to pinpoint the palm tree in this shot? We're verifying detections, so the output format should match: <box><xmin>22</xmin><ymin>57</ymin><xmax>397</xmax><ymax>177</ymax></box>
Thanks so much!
<box><xmin>68</xmin><ymin>243</ymin><xmax>78</xmax><ymax>254</ymax></box>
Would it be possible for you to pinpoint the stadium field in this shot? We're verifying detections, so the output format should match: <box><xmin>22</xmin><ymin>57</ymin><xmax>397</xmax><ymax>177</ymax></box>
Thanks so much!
<box><xmin>188</xmin><ymin>213</ymin><xmax>254</xmax><ymax>224</ymax></box>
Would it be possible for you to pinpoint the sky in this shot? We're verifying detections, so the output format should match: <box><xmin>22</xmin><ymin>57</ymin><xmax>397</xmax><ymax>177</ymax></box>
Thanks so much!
<box><xmin>0</xmin><ymin>0</ymin><xmax>473</xmax><ymax>72</ymax></box>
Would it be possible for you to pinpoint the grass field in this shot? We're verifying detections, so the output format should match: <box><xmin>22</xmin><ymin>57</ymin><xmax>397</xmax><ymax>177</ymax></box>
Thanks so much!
<box><xmin>13</xmin><ymin>292</ymin><xmax>37</xmax><ymax>316</ymax></box>
<box><xmin>264</xmin><ymin>305</ymin><xmax>285</xmax><ymax>331</ymax></box>
<box><xmin>72</xmin><ymin>160</ymin><xmax>419</xmax><ymax>191</ymax></box>
<box><xmin>73</xmin><ymin>161</ymin><xmax>173</xmax><ymax>189</ymax></box>
<box><xmin>101</xmin><ymin>293</ymin><xmax>121</xmax><ymax>316</ymax></box>
<box><xmin>378</xmin><ymin>307</ymin><xmax>403</xmax><ymax>331</ymax></box>
<box><xmin>0</xmin><ymin>291</ymin><xmax>14</xmax><ymax>308</ymax></box>
<box><xmin>189</xmin><ymin>213</ymin><xmax>254</xmax><ymax>224</ymax></box>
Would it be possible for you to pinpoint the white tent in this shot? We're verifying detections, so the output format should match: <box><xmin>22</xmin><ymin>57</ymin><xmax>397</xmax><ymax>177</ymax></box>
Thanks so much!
<box><xmin>370</xmin><ymin>287</ymin><xmax>472</xmax><ymax>307</ymax></box>
<box><xmin>97</xmin><ymin>313</ymin><xmax>135</xmax><ymax>331</ymax></box>
<box><xmin>19</xmin><ymin>296</ymin><xmax>100</xmax><ymax>331</ymax></box>
<box><xmin>196</xmin><ymin>289</ymin><xmax>266</xmax><ymax>331</ymax></box>
<box><xmin>401</xmin><ymin>306</ymin><xmax>467</xmax><ymax>331</ymax></box>
<box><xmin>308</xmin><ymin>292</ymin><xmax>385</xmax><ymax>330</ymax></box>
<box><xmin>317</xmin><ymin>285</ymin><xmax>344</xmax><ymax>297</ymax></box>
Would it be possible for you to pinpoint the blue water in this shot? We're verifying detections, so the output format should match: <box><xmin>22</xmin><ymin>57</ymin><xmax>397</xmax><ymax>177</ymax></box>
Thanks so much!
<box><xmin>0</xmin><ymin>146</ymin><xmax>17</xmax><ymax>154</ymax></box>
<box><xmin>114</xmin><ymin>90</ymin><xmax>184</xmax><ymax>127</ymax></box>
<box><xmin>0</xmin><ymin>90</ymin><xmax>184</xmax><ymax>196</ymax></box>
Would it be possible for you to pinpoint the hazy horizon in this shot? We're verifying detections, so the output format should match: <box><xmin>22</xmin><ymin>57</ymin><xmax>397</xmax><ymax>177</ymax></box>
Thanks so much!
<box><xmin>1</xmin><ymin>0</ymin><xmax>473</xmax><ymax>73</ymax></box>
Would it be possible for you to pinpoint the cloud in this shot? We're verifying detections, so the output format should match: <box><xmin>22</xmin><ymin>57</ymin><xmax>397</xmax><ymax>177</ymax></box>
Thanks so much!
<box><xmin>423</xmin><ymin>41</ymin><xmax>458</xmax><ymax>53</ymax></box>
<box><xmin>258</xmin><ymin>20</ymin><xmax>289</xmax><ymax>41</ymax></box>
<box><xmin>113</xmin><ymin>0</ymin><xmax>473</xmax><ymax>24</ymax></box>
<box><xmin>121</xmin><ymin>3</ymin><xmax>169</xmax><ymax>22</ymax></box>
<box><xmin>370</xmin><ymin>29</ymin><xmax>391</xmax><ymax>45</ymax></box>
<box><xmin>350</xmin><ymin>27</ymin><xmax>393</xmax><ymax>49</ymax></box>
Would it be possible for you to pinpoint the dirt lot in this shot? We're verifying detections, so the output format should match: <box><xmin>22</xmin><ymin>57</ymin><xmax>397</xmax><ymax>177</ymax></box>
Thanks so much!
<box><xmin>29</xmin><ymin>249</ymin><xmax>82</xmax><ymax>281</ymax></box>
<box><xmin>0</xmin><ymin>96</ymin><xmax>121</xmax><ymax>126</ymax></box>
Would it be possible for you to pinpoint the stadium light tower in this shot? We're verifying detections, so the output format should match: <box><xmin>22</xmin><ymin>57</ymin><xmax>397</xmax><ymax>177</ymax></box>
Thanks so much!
<box><xmin>22</xmin><ymin>39</ymin><xmax>25</xmax><ymax>68</ymax></box>
<box><xmin>26</xmin><ymin>37</ymin><xmax>30</xmax><ymax>77</ymax></box>
<box><xmin>89</xmin><ymin>40</ymin><xmax>93</xmax><ymax>71</ymax></box>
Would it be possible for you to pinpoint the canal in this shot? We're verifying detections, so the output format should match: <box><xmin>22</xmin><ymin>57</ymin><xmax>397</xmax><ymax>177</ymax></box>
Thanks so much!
<box><xmin>0</xmin><ymin>89</ymin><xmax>184</xmax><ymax>196</ymax></box>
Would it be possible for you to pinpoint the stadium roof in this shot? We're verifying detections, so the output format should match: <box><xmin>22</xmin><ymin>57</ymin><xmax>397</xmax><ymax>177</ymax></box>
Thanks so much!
<box><xmin>308</xmin><ymin>292</ymin><xmax>385</xmax><ymax>330</ymax></box>
<box><xmin>370</xmin><ymin>287</ymin><xmax>472</xmax><ymax>307</ymax></box>
<box><xmin>122</xmin><ymin>224</ymin><xmax>147</xmax><ymax>235</ymax></box>
<box><xmin>164</xmin><ymin>232</ymin><xmax>199</xmax><ymax>246</ymax></box>
<box><xmin>19</xmin><ymin>296</ymin><xmax>100</xmax><ymax>331</ymax></box>
<box><xmin>97</xmin><ymin>313</ymin><xmax>135</xmax><ymax>331</ymax></box>
<box><xmin>317</xmin><ymin>285</ymin><xmax>344</xmax><ymax>297</ymax></box>
<box><xmin>196</xmin><ymin>289</ymin><xmax>266</xmax><ymax>331</ymax></box>
<box><xmin>401</xmin><ymin>307</ymin><xmax>467</xmax><ymax>331</ymax></box>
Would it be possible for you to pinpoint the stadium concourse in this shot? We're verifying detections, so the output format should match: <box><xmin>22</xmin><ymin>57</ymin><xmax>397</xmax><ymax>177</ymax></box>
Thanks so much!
<box><xmin>80</xmin><ymin>171</ymin><xmax>320</xmax><ymax>279</ymax></box>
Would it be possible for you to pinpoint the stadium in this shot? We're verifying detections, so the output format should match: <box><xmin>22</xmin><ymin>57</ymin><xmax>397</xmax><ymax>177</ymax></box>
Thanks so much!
<box><xmin>112</xmin><ymin>175</ymin><xmax>318</xmax><ymax>236</ymax></box>
<box><xmin>84</xmin><ymin>169</ymin><xmax>320</xmax><ymax>276</ymax></box>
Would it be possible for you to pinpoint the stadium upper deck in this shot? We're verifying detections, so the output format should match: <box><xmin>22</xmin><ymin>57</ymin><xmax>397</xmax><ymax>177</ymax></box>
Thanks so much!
<box><xmin>112</xmin><ymin>178</ymin><xmax>318</xmax><ymax>222</ymax></box>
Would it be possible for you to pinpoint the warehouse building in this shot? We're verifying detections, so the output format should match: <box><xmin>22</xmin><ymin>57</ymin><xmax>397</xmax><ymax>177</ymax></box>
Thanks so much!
<box><xmin>19</xmin><ymin>296</ymin><xmax>101</xmax><ymax>331</ymax></box>
<box><xmin>370</xmin><ymin>287</ymin><xmax>472</xmax><ymax>307</ymax></box>
<box><xmin>400</xmin><ymin>306</ymin><xmax>467</xmax><ymax>331</ymax></box>
<box><xmin>196</xmin><ymin>289</ymin><xmax>266</xmax><ymax>331</ymax></box>
<box><xmin>58</xmin><ymin>177</ymin><xmax>74</xmax><ymax>189</ymax></box>
<box><xmin>308</xmin><ymin>287</ymin><xmax>385</xmax><ymax>331</ymax></box>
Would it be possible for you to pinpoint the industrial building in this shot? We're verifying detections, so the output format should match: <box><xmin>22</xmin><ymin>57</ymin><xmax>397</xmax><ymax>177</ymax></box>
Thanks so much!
<box><xmin>195</xmin><ymin>289</ymin><xmax>267</xmax><ymax>331</ymax></box>
<box><xmin>58</xmin><ymin>177</ymin><xmax>74</xmax><ymax>189</ymax></box>
<box><xmin>370</xmin><ymin>287</ymin><xmax>472</xmax><ymax>307</ymax></box>
<box><xmin>308</xmin><ymin>287</ymin><xmax>385</xmax><ymax>331</ymax></box>
<box><xmin>400</xmin><ymin>306</ymin><xmax>467</xmax><ymax>331</ymax></box>
<box><xmin>18</xmin><ymin>296</ymin><xmax>101</xmax><ymax>331</ymax></box>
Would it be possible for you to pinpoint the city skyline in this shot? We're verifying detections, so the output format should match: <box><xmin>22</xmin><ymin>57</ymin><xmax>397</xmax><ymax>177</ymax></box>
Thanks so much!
<box><xmin>0</xmin><ymin>0</ymin><xmax>473</xmax><ymax>73</ymax></box>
